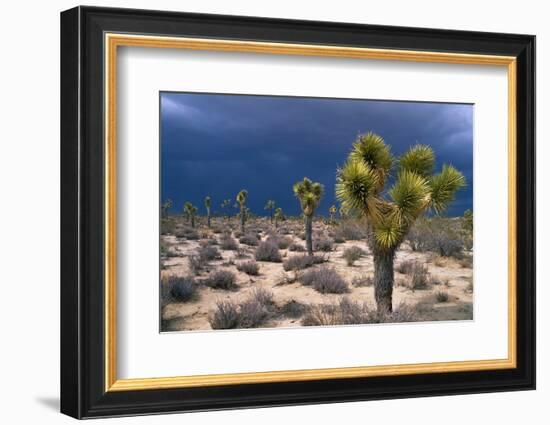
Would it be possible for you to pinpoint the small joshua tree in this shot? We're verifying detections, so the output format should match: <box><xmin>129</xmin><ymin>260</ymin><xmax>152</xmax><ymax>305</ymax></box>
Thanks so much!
<box><xmin>204</xmin><ymin>196</ymin><xmax>212</xmax><ymax>228</ymax></box>
<box><xmin>236</xmin><ymin>190</ymin><xmax>248</xmax><ymax>233</ymax></box>
<box><xmin>220</xmin><ymin>199</ymin><xmax>231</xmax><ymax>222</ymax></box>
<box><xmin>183</xmin><ymin>201</ymin><xmax>192</xmax><ymax>223</ymax></box>
<box><xmin>329</xmin><ymin>205</ymin><xmax>337</xmax><ymax>224</ymax></box>
<box><xmin>184</xmin><ymin>202</ymin><xmax>198</xmax><ymax>228</ymax></box>
<box><xmin>336</xmin><ymin>132</ymin><xmax>465</xmax><ymax>313</ymax></box>
<box><xmin>293</xmin><ymin>177</ymin><xmax>324</xmax><ymax>256</ymax></box>
<box><xmin>274</xmin><ymin>207</ymin><xmax>283</xmax><ymax>228</ymax></box>
<box><xmin>264</xmin><ymin>200</ymin><xmax>276</xmax><ymax>223</ymax></box>
<box><xmin>161</xmin><ymin>198</ymin><xmax>173</xmax><ymax>217</ymax></box>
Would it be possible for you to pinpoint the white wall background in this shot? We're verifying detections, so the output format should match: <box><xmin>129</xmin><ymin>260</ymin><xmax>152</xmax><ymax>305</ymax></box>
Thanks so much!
<box><xmin>0</xmin><ymin>0</ymin><xmax>545</xmax><ymax>423</ymax></box>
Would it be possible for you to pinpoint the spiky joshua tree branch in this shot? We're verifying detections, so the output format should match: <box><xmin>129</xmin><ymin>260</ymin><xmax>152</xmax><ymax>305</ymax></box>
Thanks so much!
<box><xmin>293</xmin><ymin>177</ymin><xmax>324</xmax><ymax>256</ymax></box>
<box><xmin>336</xmin><ymin>132</ymin><xmax>465</xmax><ymax>313</ymax></box>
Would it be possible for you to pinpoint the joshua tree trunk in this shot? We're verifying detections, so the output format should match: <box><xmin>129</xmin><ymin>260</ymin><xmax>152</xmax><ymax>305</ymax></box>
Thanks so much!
<box><xmin>373</xmin><ymin>248</ymin><xmax>396</xmax><ymax>314</ymax></box>
<box><xmin>305</xmin><ymin>214</ymin><xmax>313</xmax><ymax>256</ymax></box>
<box><xmin>207</xmin><ymin>210</ymin><xmax>211</xmax><ymax>228</ymax></box>
<box><xmin>240</xmin><ymin>207</ymin><xmax>245</xmax><ymax>233</ymax></box>
<box><xmin>191</xmin><ymin>216</ymin><xmax>195</xmax><ymax>228</ymax></box>
<box><xmin>275</xmin><ymin>217</ymin><xmax>278</xmax><ymax>228</ymax></box>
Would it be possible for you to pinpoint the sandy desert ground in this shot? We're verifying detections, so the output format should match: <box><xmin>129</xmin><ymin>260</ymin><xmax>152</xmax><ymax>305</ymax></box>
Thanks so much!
<box><xmin>160</xmin><ymin>216</ymin><xmax>473</xmax><ymax>332</ymax></box>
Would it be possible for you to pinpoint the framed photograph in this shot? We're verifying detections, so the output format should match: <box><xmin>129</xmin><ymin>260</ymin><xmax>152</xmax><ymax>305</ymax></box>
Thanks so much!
<box><xmin>60</xmin><ymin>6</ymin><xmax>535</xmax><ymax>419</ymax></box>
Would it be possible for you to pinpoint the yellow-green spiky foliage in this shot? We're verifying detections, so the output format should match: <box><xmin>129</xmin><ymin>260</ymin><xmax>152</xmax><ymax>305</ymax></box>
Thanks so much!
<box><xmin>293</xmin><ymin>177</ymin><xmax>324</xmax><ymax>255</ymax></box>
<box><xmin>336</xmin><ymin>132</ymin><xmax>465</xmax><ymax>312</ymax></box>
<box><xmin>236</xmin><ymin>190</ymin><xmax>248</xmax><ymax>232</ymax></box>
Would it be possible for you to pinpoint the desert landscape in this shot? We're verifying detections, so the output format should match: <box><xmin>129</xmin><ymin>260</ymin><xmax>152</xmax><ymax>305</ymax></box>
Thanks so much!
<box><xmin>160</xmin><ymin>213</ymin><xmax>473</xmax><ymax>332</ymax></box>
<box><xmin>159</xmin><ymin>93</ymin><xmax>474</xmax><ymax>332</ymax></box>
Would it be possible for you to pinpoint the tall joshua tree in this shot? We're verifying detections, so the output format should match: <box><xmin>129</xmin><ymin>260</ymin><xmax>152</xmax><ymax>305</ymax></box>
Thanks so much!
<box><xmin>184</xmin><ymin>202</ymin><xmax>198</xmax><ymax>228</ymax></box>
<box><xmin>336</xmin><ymin>132</ymin><xmax>465</xmax><ymax>313</ymax></box>
<box><xmin>329</xmin><ymin>205</ymin><xmax>337</xmax><ymax>224</ymax></box>
<box><xmin>264</xmin><ymin>200</ymin><xmax>276</xmax><ymax>223</ymax></box>
<box><xmin>274</xmin><ymin>207</ymin><xmax>283</xmax><ymax>228</ymax></box>
<box><xmin>183</xmin><ymin>201</ymin><xmax>192</xmax><ymax>223</ymax></box>
<box><xmin>204</xmin><ymin>196</ymin><xmax>212</xmax><ymax>228</ymax></box>
<box><xmin>293</xmin><ymin>178</ymin><xmax>324</xmax><ymax>256</ymax></box>
<box><xmin>236</xmin><ymin>190</ymin><xmax>248</xmax><ymax>233</ymax></box>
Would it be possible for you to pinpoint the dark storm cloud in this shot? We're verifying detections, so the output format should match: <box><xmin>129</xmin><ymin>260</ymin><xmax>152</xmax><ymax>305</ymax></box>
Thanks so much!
<box><xmin>161</xmin><ymin>92</ymin><xmax>473</xmax><ymax>217</ymax></box>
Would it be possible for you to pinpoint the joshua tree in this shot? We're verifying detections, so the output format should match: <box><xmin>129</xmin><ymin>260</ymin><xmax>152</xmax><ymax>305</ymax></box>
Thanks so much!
<box><xmin>204</xmin><ymin>196</ymin><xmax>212</xmax><ymax>228</ymax></box>
<box><xmin>183</xmin><ymin>201</ymin><xmax>192</xmax><ymax>223</ymax></box>
<box><xmin>329</xmin><ymin>205</ymin><xmax>337</xmax><ymax>224</ymax></box>
<box><xmin>264</xmin><ymin>200</ymin><xmax>276</xmax><ymax>223</ymax></box>
<box><xmin>183</xmin><ymin>202</ymin><xmax>198</xmax><ymax>228</ymax></box>
<box><xmin>274</xmin><ymin>207</ymin><xmax>283</xmax><ymax>228</ymax></box>
<box><xmin>293</xmin><ymin>177</ymin><xmax>324</xmax><ymax>256</ymax></box>
<box><xmin>161</xmin><ymin>198</ymin><xmax>173</xmax><ymax>217</ymax></box>
<box><xmin>336</xmin><ymin>132</ymin><xmax>465</xmax><ymax>313</ymax></box>
<box><xmin>236</xmin><ymin>190</ymin><xmax>248</xmax><ymax>233</ymax></box>
<box><xmin>220</xmin><ymin>199</ymin><xmax>231</xmax><ymax>221</ymax></box>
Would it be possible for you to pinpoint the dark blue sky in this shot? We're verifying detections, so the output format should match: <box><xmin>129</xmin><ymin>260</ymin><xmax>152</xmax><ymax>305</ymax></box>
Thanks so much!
<box><xmin>161</xmin><ymin>92</ymin><xmax>473</xmax><ymax>217</ymax></box>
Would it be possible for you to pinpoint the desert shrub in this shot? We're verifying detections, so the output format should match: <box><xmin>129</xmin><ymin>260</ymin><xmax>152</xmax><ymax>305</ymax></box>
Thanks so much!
<box><xmin>342</xmin><ymin>245</ymin><xmax>366</xmax><ymax>266</ymax></box>
<box><xmin>211</xmin><ymin>226</ymin><xmax>223</xmax><ymax>234</ymax></box>
<box><xmin>396</xmin><ymin>260</ymin><xmax>416</xmax><ymax>274</ymax></box>
<box><xmin>352</xmin><ymin>275</ymin><xmax>373</xmax><ymax>287</ymax></box>
<box><xmin>410</xmin><ymin>263</ymin><xmax>429</xmax><ymax>290</ymax></box>
<box><xmin>300</xmin><ymin>267</ymin><xmax>349</xmax><ymax>294</ymax></box>
<box><xmin>236</xmin><ymin>260</ymin><xmax>260</xmax><ymax>276</ymax></box>
<box><xmin>283</xmin><ymin>255</ymin><xmax>324</xmax><ymax>271</ymax></box>
<box><xmin>429</xmin><ymin>275</ymin><xmax>449</xmax><ymax>287</ymax></box>
<box><xmin>188</xmin><ymin>255</ymin><xmax>207</xmax><ymax>275</ymax></box>
<box><xmin>239</xmin><ymin>233</ymin><xmax>260</xmax><ymax>246</ymax></box>
<box><xmin>288</xmin><ymin>242</ymin><xmax>305</xmax><ymax>252</ymax></box>
<box><xmin>160</xmin><ymin>218</ymin><xmax>176</xmax><ymax>235</ymax></box>
<box><xmin>251</xmin><ymin>287</ymin><xmax>274</xmax><ymax>307</ymax></box>
<box><xmin>266</xmin><ymin>235</ymin><xmax>292</xmax><ymax>249</ymax></box>
<box><xmin>302</xmin><ymin>298</ymin><xmax>417</xmax><ymax>326</ymax></box>
<box><xmin>396</xmin><ymin>261</ymin><xmax>429</xmax><ymax>289</ymax></box>
<box><xmin>209</xmin><ymin>300</ymin><xmax>240</xmax><ymax>329</ymax></box>
<box><xmin>334</xmin><ymin>222</ymin><xmax>366</xmax><ymax>241</ymax></box>
<box><xmin>235</xmin><ymin>247</ymin><xmax>249</xmax><ymax>259</ymax></box>
<box><xmin>198</xmin><ymin>245</ymin><xmax>221</xmax><ymax>261</ymax></box>
<box><xmin>219</xmin><ymin>235</ymin><xmax>238</xmax><ymax>250</ymax></box>
<box><xmin>254</xmin><ymin>241</ymin><xmax>282</xmax><ymax>262</ymax></box>
<box><xmin>175</xmin><ymin>226</ymin><xmax>199</xmax><ymax>240</ymax></box>
<box><xmin>435</xmin><ymin>291</ymin><xmax>449</xmax><ymax>302</ymax></box>
<box><xmin>280</xmin><ymin>300</ymin><xmax>308</xmax><ymax>318</ymax></box>
<box><xmin>161</xmin><ymin>275</ymin><xmax>198</xmax><ymax>303</ymax></box>
<box><xmin>465</xmin><ymin>279</ymin><xmax>473</xmax><ymax>293</ymax></box>
<box><xmin>238</xmin><ymin>300</ymin><xmax>269</xmax><ymax>328</ymax></box>
<box><xmin>204</xmin><ymin>270</ymin><xmax>237</xmax><ymax>290</ymax></box>
<box><xmin>314</xmin><ymin>238</ymin><xmax>334</xmax><ymax>252</ymax></box>
<box><xmin>406</xmin><ymin>217</ymin><xmax>464</xmax><ymax>258</ymax></box>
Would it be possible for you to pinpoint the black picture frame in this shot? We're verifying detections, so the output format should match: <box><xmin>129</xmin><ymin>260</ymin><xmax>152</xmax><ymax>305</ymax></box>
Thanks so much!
<box><xmin>61</xmin><ymin>5</ymin><xmax>535</xmax><ymax>419</ymax></box>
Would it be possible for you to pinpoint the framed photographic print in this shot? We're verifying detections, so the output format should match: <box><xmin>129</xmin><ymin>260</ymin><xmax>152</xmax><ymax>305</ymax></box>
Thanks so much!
<box><xmin>60</xmin><ymin>6</ymin><xmax>535</xmax><ymax>419</ymax></box>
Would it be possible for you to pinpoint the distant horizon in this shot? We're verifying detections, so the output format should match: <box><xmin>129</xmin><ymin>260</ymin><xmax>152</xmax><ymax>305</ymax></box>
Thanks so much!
<box><xmin>161</xmin><ymin>92</ymin><xmax>473</xmax><ymax>218</ymax></box>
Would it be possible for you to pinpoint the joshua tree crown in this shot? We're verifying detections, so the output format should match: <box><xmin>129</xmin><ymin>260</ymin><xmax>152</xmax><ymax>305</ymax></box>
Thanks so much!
<box><xmin>336</xmin><ymin>132</ymin><xmax>465</xmax><ymax>251</ymax></box>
